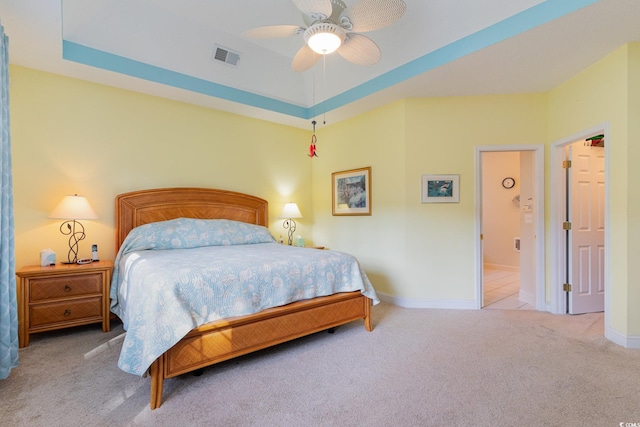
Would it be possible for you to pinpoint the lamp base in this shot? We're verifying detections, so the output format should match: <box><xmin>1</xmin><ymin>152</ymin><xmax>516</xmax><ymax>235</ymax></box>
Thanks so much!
<box><xmin>282</xmin><ymin>218</ymin><xmax>297</xmax><ymax>246</ymax></box>
<box><xmin>58</xmin><ymin>219</ymin><xmax>86</xmax><ymax>266</ymax></box>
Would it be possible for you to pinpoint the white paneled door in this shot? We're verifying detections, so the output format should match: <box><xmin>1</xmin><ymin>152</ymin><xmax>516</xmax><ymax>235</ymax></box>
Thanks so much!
<box><xmin>568</xmin><ymin>142</ymin><xmax>605</xmax><ymax>314</ymax></box>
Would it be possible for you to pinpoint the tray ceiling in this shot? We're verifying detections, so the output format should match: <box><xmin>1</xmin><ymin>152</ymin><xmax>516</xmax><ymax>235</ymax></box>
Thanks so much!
<box><xmin>1</xmin><ymin>0</ymin><xmax>639</xmax><ymax>128</ymax></box>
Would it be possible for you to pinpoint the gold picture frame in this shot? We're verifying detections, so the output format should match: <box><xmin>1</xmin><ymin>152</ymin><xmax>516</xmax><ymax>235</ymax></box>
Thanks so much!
<box><xmin>332</xmin><ymin>167</ymin><xmax>372</xmax><ymax>216</ymax></box>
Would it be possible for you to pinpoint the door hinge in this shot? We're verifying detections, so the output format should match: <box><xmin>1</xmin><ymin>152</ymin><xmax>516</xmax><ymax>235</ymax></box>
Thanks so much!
<box><xmin>563</xmin><ymin>283</ymin><xmax>572</xmax><ymax>292</ymax></box>
<box><xmin>563</xmin><ymin>221</ymin><xmax>572</xmax><ymax>230</ymax></box>
<box><xmin>480</xmin><ymin>234</ymin><xmax>483</xmax><ymax>240</ymax></box>
<box><xmin>563</xmin><ymin>160</ymin><xmax>572</xmax><ymax>168</ymax></box>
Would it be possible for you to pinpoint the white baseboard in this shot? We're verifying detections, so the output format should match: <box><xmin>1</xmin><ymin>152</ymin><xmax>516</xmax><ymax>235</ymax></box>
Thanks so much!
<box><xmin>518</xmin><ymin>288</ymin><xmax>535</xmax><ymax>306</ymax></box>
<box><xmin>377</xmin><ymin>292</ymin><xmax>477</xmax><ymax>310</ymax></box>
<box><xmin>483</xmin><ymin>263</ymin><xmax>519</xmax><ymax>272</ymax></box>
<box><xmin>606</xmin><ymin>327</ymin><xmax>640</xmax><ymax>349</ymax></box>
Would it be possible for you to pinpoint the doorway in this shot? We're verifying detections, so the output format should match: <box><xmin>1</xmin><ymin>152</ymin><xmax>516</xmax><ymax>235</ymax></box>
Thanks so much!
<box><xmin>551</xmin><ymin>124</ymin><xmax>609</xmax><ymax>317</ymax></box>
<box><xmin>566</xmin><ymin>139</ymin><xmax>605</xmax><ymax>313</ymax></box>
<box><xmin>475</xmin><ymin>145</ymin><xmax>545</xmax><ymax>311</ymax></box>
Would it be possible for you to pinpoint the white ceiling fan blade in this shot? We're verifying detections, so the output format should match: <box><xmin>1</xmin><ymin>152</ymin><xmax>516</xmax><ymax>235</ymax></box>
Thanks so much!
<box><xmin>243</xmin><ymin>25</ymin><xmax>303</xmax><ymax>39</ymax></box>
<box><xmin>292</xmin><ymin>45</ymin><xmax>320</xmax><ymax>72</ymax></box>
<box><xmin>292</xmin><ymin>0</ymin><xmax>333</xmax><ymax>19</ymax></box>
<box><xmin>337</xmin><ymin>34</ymin><xmax>381</xmax><ymax>65</ymax></box>
<box><xmin>345</xmin><ymin>0</ymin><xmax>407</xmax><ymax>32</ymax></box>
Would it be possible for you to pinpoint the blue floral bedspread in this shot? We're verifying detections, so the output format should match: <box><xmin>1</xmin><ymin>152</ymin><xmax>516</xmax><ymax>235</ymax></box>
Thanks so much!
<box><xmin>110</xmin><ymin>218</ymin><xmax>379</xmax><ymax>376</ymax></box>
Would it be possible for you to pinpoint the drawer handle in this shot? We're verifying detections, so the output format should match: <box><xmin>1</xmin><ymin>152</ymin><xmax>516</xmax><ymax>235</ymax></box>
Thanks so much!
<box><xmin>64</xmin><ymin>285</ymin><xmax>72</xmax><ymax>292</ymax></box>
<box><xmin>64</xmin><ymin>309</ymin><xmax>71</xmax><ymax>317</ymax></box>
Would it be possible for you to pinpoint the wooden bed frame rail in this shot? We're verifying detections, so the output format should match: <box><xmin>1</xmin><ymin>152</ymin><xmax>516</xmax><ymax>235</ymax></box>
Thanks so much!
<box><xmin>150</xmin><ymin>291</ymin><xmax>372</xmax><ymax>409</ymax></box>
<box><xmin>115</xmin><ymin>188</ymin><xmax>374</xmax><ymax>409</ymax></box>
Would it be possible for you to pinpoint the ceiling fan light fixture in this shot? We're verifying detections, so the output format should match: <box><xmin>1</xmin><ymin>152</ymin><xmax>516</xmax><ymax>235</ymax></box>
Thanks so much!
<box><xmin>308</xmin><ymin>32</ymin><xmax>341</xmax><ymax>54</ymax></box>
<box><xmin>304</xmin><ymin>23</ymin><xmax>345</xmax><ymax>55</ymax></box>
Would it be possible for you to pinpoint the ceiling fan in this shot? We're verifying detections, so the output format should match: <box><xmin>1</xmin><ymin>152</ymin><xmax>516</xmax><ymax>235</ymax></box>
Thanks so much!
<box><xmin>243</xmin><ymin>0</ymin><xmax>407</xmax><ymax>72</ymax></box>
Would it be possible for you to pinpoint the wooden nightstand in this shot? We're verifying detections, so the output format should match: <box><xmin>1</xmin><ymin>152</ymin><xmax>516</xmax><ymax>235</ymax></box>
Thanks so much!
<box><xmin>16</xmin><ymin>260</ymin><xmax>113</xmax><ymax>348</ymax></box>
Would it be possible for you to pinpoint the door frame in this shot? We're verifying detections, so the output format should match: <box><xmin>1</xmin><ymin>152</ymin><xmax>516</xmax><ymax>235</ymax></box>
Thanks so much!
<box><xmin>475</xmin><ymin>144</ymin><xmax>545</xmax><ymax>310</ymax></box>
<box><xmin>550</xmin><ymin>123</ymin><xmax>610</xmax><ymax>323</ymax></box>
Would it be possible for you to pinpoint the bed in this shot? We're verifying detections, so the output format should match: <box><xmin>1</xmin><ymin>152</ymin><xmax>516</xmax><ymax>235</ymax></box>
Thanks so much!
<box><xmin>112</xmin><ymin>187</ymin><xmax>378</xmax><ymax>409</ymax></box>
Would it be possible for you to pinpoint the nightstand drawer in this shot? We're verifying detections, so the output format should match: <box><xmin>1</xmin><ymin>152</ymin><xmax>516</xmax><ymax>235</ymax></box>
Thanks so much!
<box><xmin>29</xmin><ymin>273</ymin><xmax>102</xmax><ymax>302</ymax></box>
<box><xmin>16</xmin><ymin>260</ymin><xmax>113</xmax><ymax>347</ymax></box>
<box><xmin>29</xmin><ymin>297</ymin><xmax>102</xmax><ymax>328</ymax></box>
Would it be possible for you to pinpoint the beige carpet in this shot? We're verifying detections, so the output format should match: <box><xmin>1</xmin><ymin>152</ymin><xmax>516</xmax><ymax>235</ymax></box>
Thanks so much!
<box><xmin>1</xmin><ymin>303</ymin><xmax>639</xmax><ymax>426</ymax></box>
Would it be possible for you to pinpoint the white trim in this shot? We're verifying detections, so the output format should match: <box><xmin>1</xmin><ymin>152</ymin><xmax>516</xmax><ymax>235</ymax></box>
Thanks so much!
<box><xmin>549</xmin><ymin>123</ymin><xmax>610</xmax><ymax>336</ymax></box>
<box><xmin>550</xmin><ymin>138</ymin><xmax>566</xmax><ymax>315</ymax></box>
<box><xmin>483</xmin><ymin>263</ymin><xmax>519</xmax><ymax>272</ymax></box>
<box><xmin>518</xmin><ymin>288</ymin><xmax>535</xmax><ymax>307</ymax></box>
<box><xmin>377</xmin><ymin>292</ymin><xmax>476</xmax><ymax>310</ymax></box>
<box><xmin>606</xmin><ymin>327</ymin><xmax>640</xmax><ymax>349</ymax></box>
<box><xmin>475</xmin><ymin>144</ymin><xmax>546</xmax><ymax>312</ymax></box>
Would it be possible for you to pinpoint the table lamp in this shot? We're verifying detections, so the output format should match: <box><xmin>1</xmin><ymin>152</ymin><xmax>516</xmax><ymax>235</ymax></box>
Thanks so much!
<box><xmin>279</xmin><ymin>202</ymin><xmax>302</xmax><ymax>246</ymax></box>
<box><xmin>49</xmin><ymin>194</ymin><xmax>99</xmax><ymax>264</ymax></box>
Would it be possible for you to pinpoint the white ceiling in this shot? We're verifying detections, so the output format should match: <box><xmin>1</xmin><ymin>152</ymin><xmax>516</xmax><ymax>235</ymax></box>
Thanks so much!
<box><xmin>1</xmin><ymin>0</ymin><xmax>639</xmax><ymax>129</ymax></box>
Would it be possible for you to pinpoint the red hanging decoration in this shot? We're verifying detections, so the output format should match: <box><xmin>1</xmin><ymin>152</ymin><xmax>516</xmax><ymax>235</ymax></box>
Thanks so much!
<box><xmin>586</xmin><ymin>134</ymin><xmax>604</xmax><ymax>147</ymax></box>
<box><xmin>309</xmin><ymin>134</ymin><xmax>318</xmax><ymax>157</ymax></box>
<box><xmin>308</xmin><ymin>120</ymin><xmax>318</xmax><ymax>157</ymax></box>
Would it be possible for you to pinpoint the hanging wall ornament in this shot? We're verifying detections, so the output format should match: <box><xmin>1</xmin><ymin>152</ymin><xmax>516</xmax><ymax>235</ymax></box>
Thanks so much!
<box><xmin>586</xmin><ymin>134</ymin><xmax>604</xmax><ymax>147</ymax></box>
<box><xmin>308</xmin><ymin>120</ymin><xmax>318</xmax><ymax>157</ymax></box>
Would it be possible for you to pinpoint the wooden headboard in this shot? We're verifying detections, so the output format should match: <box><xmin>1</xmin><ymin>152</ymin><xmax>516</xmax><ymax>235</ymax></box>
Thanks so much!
<box><xmin>115</xmin><ymin>188</ymin><xmax>269</xmax><ymax>251</ymax></box>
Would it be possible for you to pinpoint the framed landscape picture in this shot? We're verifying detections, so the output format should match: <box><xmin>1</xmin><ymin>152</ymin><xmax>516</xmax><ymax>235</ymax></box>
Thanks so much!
<box><xmin>421</xmin><ymin>174</ymin><xmax>460</xmax><ymax>203</ymax></box>
<box><xmin>332</xmin><ymin>167</ymin><xmax>372</xmax><ymax>216</ymax></box>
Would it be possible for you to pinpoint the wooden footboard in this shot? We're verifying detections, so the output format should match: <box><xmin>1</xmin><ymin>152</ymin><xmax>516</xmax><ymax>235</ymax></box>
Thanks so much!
<box><xmin>149</xmin><ymin>291</ymin><xmax>372</xmax><ymax>409</ymax></box>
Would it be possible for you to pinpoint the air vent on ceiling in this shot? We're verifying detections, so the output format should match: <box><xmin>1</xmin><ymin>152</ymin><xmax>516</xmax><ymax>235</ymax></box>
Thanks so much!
<box><xmin>212</xmin><ymin>45</ymin><xmax>241</xmax><ymax>67</ymax></box>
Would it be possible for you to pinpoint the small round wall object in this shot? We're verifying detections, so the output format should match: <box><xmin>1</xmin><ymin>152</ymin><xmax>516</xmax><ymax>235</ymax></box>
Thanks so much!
<box><xmin>502</xmin><ymin>177</ymin><xmax>516</xmax><ymax>189</ymax></box>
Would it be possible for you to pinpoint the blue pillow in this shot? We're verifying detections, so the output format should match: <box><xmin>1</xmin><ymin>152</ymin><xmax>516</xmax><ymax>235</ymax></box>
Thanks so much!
<box><xmin>120</xmin><ymin>218</ymin><xmax>275</xmax><ymax>253</ymax></box>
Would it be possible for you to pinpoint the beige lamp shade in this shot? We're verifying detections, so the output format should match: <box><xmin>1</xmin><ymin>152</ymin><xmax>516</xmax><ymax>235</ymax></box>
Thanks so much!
<box><xmin>49</xmin><ymin>195</ymin><xmax>99</xmax><ymax>220</ymax></box>
<box><xmin>279</xmin><ymin>202</ymin><xmax>302</xmax><ymax>219</ymax></box>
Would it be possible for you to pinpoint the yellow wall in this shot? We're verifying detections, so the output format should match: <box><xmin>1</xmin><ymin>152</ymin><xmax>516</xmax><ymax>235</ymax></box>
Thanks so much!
<box><xmin>10</xmin><ymin>43</ymin><xmax>640</xmax><ymax>341</ymax></box>
<box><xmin>548</xmin><ymin>43</ymin><xmax>640</xmax><ymax>337</ymax></box>
<box><xmin>311</xmin><ymin>100</ymin><xmax>407</xmax><ymax>298</ymax></box>
<box><xmin>10</xmin><ymin>66</ymin><xmax>311</xmax><ymax>267</ymax></box>
<box><xmin>312</xmin><ymin>94</ymin><xmax>547</xmax><ymax>303</ymax></box>
<box><xmin>629</xmin><ymin>43</ymin><xmax>640</xmax><ymax>336</ymax></box>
